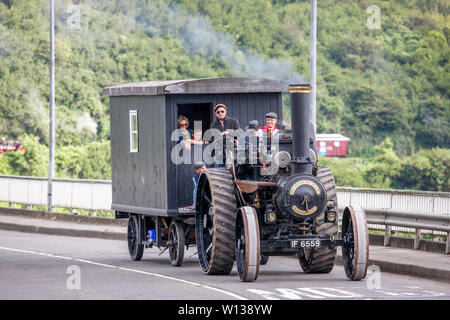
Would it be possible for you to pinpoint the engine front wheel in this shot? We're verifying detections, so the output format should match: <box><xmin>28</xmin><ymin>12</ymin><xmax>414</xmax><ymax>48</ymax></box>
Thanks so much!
<box><xmin>235</xmin><ymin>206</ymin><xmax>260</xmax><ymax>282</ymax></box>
<box><xmin>342</xmin><ymin>206</ymin><xmax>369</xmax><ymax>281</ymax></box>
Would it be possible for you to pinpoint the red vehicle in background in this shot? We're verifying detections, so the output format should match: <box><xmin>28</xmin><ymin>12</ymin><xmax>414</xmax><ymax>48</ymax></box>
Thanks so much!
<box><xmin>316</xmin><ymin>134</ymin><xmax>350</xmax><ymax>157</ymax></box>
<box><xmin>0</xmin><ymin>137</ymin><xmax>24</xmax><ymax>154</ymax></box>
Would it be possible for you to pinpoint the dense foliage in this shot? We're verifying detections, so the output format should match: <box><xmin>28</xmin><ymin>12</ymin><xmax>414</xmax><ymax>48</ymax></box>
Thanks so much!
<box><xmin>0</xmin><ymin>0</ymin><xmax>448</xmax><ymax>191</ymax></box>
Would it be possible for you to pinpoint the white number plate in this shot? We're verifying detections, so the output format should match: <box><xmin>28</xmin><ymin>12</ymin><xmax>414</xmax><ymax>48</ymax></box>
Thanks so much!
<box><xmin>291</xmin><ymin>240</ymin><xmax>321</xmax><ymax>248</ymax></box>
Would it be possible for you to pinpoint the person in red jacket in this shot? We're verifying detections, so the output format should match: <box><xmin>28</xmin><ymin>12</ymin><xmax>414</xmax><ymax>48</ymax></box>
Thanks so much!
<box><xmin>260</xmin><ymin>112</ymin><xmax>279</xmax><ymax>138</ymax></box>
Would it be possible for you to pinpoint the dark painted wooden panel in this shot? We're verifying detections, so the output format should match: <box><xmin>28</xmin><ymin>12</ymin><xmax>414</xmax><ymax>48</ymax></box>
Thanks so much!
<box><xmin>110</xmin><ymin>98</ymin><xmax>131</xmax><ymax>207</ymax></box>
<box><xmin>110</xmin><ymin>96</ymin><xmax>167</xmax><ymax>210</ymax></box>
<box><xmin>136</xmin><ymin>95</ymin><xmax>167</xmax><ymax>209</ymax></box>
<box><xmin>165</xmin><ymin>95</ymin><xmax>177</xmax><ymax>210</ymax></box>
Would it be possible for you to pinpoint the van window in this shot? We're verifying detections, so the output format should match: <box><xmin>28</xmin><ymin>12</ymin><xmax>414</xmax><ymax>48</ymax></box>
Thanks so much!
<box><xmin>129</xmin><ymin>110</ymin><xmax>138</xmax><ymax>152</ymax></box>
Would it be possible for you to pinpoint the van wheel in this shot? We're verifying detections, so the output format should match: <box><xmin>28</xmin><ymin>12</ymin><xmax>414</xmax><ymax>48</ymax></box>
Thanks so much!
<box><xmin>128</xmin><ymin>215</ymin><xmax>144</xmax><ymax>261</ymax></box>
<box><xmin>169</xmin><ymin>220</ymin><xmax>185</xmax><ymax>267</ymax></box>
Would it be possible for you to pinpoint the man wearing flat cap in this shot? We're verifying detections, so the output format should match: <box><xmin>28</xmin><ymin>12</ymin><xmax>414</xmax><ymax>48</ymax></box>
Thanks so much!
<box><xmin>261</xmin><ymin>112</ymin><xmax>279</xmax><ymax>138</ymax></box>
<box><xmin>210</xmin><ymin>104</ymin><xmax>240</xmax><ymax>167</ymax></box>
<box><xmin>211</xmin><ymin>104</ymin><xmax>240</xmax><ymax>135</ymax></box>
<box><xmin>241</xmin><ymin>120</ymin><xmax>261</xmax><ymax>143</ymax></box>
<box><xmin>259</xmin><ymin>112</ymin><xmax>279</xmax><ymax>157</ymax></box>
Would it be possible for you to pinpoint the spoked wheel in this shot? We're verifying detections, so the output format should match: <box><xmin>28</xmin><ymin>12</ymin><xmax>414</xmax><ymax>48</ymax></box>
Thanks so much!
<box><xmin>235</xmin><ymin>206</ymin><xmax>260</xmax><ymax>282</ymax></box>
<box><xmin>169</xmin><ymin>220</ymin><xmax>185</xmax><ymax>267</ymax></box>
<box><xmin>127</xmin><ymin>215</ymin><xmax>144</xmax><ymax>261</ymax></box>
<box><xmin>195</xmin><ymin>168</ymin><xmax>236</xmax><ymax>275</ymax></box>
<box><xmin>299</xmin><ymin>166</ymin><xmax>338</xmax><ymax>273</ymax></box>
<box><xmin>342</xmin><ymin>206</ymin><xmax>369</xmax><ymax>281</ymax></box>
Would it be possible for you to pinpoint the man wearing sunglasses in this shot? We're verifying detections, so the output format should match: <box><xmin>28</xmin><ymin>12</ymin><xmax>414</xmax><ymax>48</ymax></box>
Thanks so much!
<box><xmin>211</xmin><ymin>104</ymin><xmax>240</xmax><ymax>135</ymax></box>
<box><xmin>210</xmin><ymin>104</ymin><xmax>240</xmax><ymax>167</ymax></box>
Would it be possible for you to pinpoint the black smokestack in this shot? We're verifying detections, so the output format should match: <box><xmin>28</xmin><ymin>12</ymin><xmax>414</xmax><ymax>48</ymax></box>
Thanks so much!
<box><xmin>289</xmin><ymin>84</ymin><xmax>312</xmax><ymax>175</ymax></box>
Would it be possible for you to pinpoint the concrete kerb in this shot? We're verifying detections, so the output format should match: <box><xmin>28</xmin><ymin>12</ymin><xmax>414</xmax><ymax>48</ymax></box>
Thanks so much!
<box><xmin>0</xmin><ymin>207</ymin><xmax>127</xmax><ymax>241</ymax></box>
<box><xmin>0</xmin><ymin>220</ymin><xmax>126</xmax><ymax>240</ymax></box>
<box><xmin>0</xmin><ymin>207</ymin><xmax>126</xmax><ymax>226</ymax></box>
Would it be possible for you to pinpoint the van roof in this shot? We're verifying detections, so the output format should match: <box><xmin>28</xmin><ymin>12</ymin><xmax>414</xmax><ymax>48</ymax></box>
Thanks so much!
<box><xmin>102</xmin><ymin>77</ymin><xmax>290</xmax><ymax>97</ymax></box>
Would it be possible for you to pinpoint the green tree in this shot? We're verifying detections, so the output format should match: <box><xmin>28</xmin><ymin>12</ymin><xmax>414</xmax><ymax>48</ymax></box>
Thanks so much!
<box><xmin>363</xmin><ymin>138</ymin><xmax>401</xmax><ymax>188</ymax></box>
<box><xmin>393</xmin><ymin>148</ymin><xmax>450</xmax><ymax>191</ymax></box>
<box><xmin>1</xmin><ymin>134</ymin><xmax>48</xmax><ymax>177</ymax></box>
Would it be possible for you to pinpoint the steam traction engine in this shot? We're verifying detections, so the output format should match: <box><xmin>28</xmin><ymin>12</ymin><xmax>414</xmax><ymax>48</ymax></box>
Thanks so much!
<box><xmin>195</xmin><ymin>84</ymin><xmax>369</xmax><ymax>282</ymax></box>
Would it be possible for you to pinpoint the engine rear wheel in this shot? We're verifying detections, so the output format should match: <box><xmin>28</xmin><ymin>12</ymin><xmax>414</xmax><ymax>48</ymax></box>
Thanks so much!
<box><xmin>195</xmin><ymin>168</ymin><xmax>237</xmax><ymax>275</ymax></box>
<box><xmin>298</xmin><ymin>166</ymin><xmax>338</xmax><ymax>273</ymax></box>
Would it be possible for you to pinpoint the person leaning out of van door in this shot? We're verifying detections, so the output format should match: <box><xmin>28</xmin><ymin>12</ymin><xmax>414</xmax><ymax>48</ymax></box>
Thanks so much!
<box><xmin>177</xmin><ymin>115</ymin><xmax>192</xmax><ymax>148</ymax></box>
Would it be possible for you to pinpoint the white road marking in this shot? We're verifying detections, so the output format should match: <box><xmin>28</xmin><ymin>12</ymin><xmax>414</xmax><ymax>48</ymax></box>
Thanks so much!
<box><xmin>377</xmin><ymin>290</ymin><xmax>401</xmax><ymax>296</ymax></box>
<box><xmin>50</xmin><ymin>255</ymin><xmax>73</xmax><ymax>260</ymax></box>
<box><xmin>299</xmin><ymin>287</ymin><xmax>363</xmax><ymax>298</ymax></box>
<box><xmin>202</xmin><ymin>285</ymin><xmax>250</xmax><ymax>301</ymax></box>
<box><xmin>0</xmin><ymin>247</ymin><xmax>41</xmax><ymax>255</ymax></box>
<box><xmin>275</xmin><ymin>288</ymin><xmax>324</xmax><ymax>299</ymax></box>
<box><xmin>74</xmin><ymin>259</ymin><xmax>118</xmax><ymax>269</ymax></box>
<box><xmin>376</xmin><ymin>288</ymin><xmax>446</xmax><ymax>298</ymax></box>
<box><xmin>0</xmin><ymin>245</ymin><xmax>248</xmax><ymax>300</ymax></box>
<box><xmin>401</xmin><ymin>292</ymin><xmax>419</xmax><ymax>296</ymax></box>
<box><xmin>271</xmin><ymin>287</ymin><xmax>363</xmax><ymax>299</ymax></box>
<box><xmin>246</xmin><ymin>289</ymin><xmax>281</xmax><ymax>300</ymax></box>
<box><xmin>248</xmin><ymin>286</ymin><xmax>449</xmax><ymax>300</ymax></box>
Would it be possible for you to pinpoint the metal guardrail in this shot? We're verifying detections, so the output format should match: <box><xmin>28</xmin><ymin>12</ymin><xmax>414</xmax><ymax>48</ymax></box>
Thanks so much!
<box><xmin>0</xmin><ymin>175</ymin><xmax>112</xmax><ymax>214</ymax></box>
<box><xmin>336</xmin><ymin>186</ymin><xmax>449</xmax><ymax>215</ymax></box>
<box><xmin>0</xmin><ymin>175</ymin><xmax>448</xmax><ymax>252</ymax></box>
<box><xmin>364</xmin><ymin>208</ymin><xmax>450</xmax><ymax>254</ymax></box>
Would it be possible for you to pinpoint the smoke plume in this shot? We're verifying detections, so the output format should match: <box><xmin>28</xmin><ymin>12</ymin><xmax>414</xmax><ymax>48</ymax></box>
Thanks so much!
<box><xmin>57</xmin><ymin>0</ymin><xmax>305</xmax><ymax>83</ymax></box>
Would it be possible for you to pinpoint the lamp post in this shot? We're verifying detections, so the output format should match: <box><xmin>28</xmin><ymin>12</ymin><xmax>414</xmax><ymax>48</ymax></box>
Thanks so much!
<box><xmin>310</xmin><ymin>0</ymin><xmax>317</xmax><ymax>133</ymax></box>
<box><xmin>47</xmin><ymin>0</ymin><xmax>55</xmax><ymax>212</ymax></box>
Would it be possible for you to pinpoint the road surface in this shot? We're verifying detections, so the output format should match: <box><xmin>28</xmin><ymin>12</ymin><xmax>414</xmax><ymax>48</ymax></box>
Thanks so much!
<box><xmin>1</xmin><ymin>230</ymin><xmax>449</xmax><ymax>300</ymax></box>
